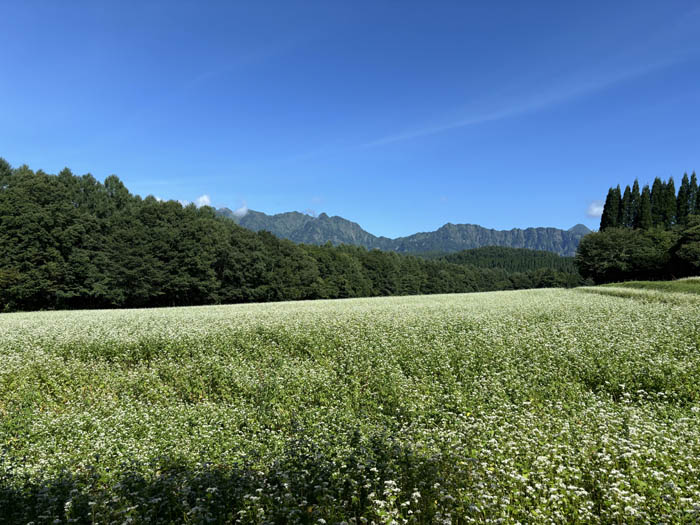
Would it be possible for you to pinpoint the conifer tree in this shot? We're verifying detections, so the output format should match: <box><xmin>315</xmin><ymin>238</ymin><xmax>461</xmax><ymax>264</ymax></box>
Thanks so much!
<box><xmin>615</xmin><ymin>185</ymin><xmax>624</xmax><ymax>227</ymax></box>
<box><xmin>663</xmin><ymin>177</ymin><xmax>676</xmax><ymax>227</ymax></box>
<box><xmin>600</xmin><ymin>186</ymin><xmax>622</xmax><ymax>230</ymax></box>
<box><xmin>620</xmin><ymin>185</ymin><xmax>632</xmax><ymax>228</ymax></box>
<box><xmin>650</xmin><ymin>177</ymin><xmax>665</xmax><ymax>227</ymax></box>
<box><xmin>631</xmin><ymin>179</ymin><xmax>641</xmax><ymax>227</ymax></box>
<box><xmin>690</xmin><ymin>172</ymin><xmax>698</xmax><ymax>216</ymax></box>
<box><xmin>0</xmin><ymin>157</ymin><xmax>11</xmax><ymax>181</ymax></box>
<box><xmin>677</xmin><ymin>173</ymin><xmax>691</xmax><ymax>224</ymax></box>
<box><xmin>637</xmin><ymin>185</ymin><xmax>653</xmax><ymax>230</ymax></box>
<box><xmin>600</xmin><ymin>187</ymin><xmax>613</xmax><ymax>231</ymax></box>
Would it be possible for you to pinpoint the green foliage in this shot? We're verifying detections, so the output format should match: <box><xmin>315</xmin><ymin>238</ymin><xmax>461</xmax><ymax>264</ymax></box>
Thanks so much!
<box><xmin>589</xmin><ymin>173</ymin><xmax>699</xmax><ymax>283</ymax></box>
<box><xmin>438</xmin><ymin>246</ymin><xmax>577</xmax><ymax>272</ymax></box>
<box><xmin>671</xmin><ymin>215</ymin><xmax>700</xmax><ymax>276</ymax></box>
<box><xmin>650</xmin><ymin>177</ymin><xmax>665</xmax><ymax>227</ymax></box>
<box><xmin>617</xmin><ymin>179</ymin><xmax>642</xmax><ymax>229</ymax></box>
<box><xmin>602</xmin><ymin>277</ymin><xmax>700</xmax><ymax>295</ymax></box>
<box><xmin>433</xmin><ymin>246</ymin><xmax>585</xmax><ymax>289</ymax></box>
<box><xmin>601</xmin><ymin>174</ymin><xmax>699</xmax><ymax>232</ymax></box>
<box><xmin>677</xmin><ymin>173</ymin><xmax>691</xmax><ymax>225</ymax></box>
<box><xmin>600</xmin><ymin>186</ymin><xmax>621</xmax><ymax>230</ymax></box>
<box><xmin>575</xmin><ymin>228</ymin><xmax>678</xmax><ymax>283</ymax></box>
<box><xmin>631</xmin><ymin>179</ymin><xmax>641</xmax><ymax>226</ymax></box>
<box><xmin>620</xmin><ymin>184</ymin><xmax>633</xmax><ymax>227</ymax></box>
<box><xmin>0</xmin><ymin>158</ymin><xmax>584</xmax><ymax>312</ymax></box>
<box><xmin>637</xmin><ymin>185</ymin><xmax>653</xmax><ymax>230</ymax></box>
<box><xmin>663</xmin><ymin>177</ymin><xmax>677</xmax><ymax>227</ymax></box>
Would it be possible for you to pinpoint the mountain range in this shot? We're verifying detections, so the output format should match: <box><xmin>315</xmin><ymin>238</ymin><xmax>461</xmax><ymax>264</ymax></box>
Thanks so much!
<box><xmin>217</xmin><ymin>208</ymin><xmax>591</xmax><ymax>256</ymax></box>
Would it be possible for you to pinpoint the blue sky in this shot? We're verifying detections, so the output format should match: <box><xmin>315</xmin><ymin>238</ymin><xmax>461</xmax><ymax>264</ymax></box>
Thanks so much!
<box><xmin>2</xmin><ymin>1</ymin><xmax>700</xmax><ymax>237</ymax></box>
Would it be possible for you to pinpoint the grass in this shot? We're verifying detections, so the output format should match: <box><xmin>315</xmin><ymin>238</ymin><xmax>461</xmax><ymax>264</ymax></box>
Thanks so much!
<box><xmin>602</xmin><ymin>276</ymin><xmax>700</xmax><ymax>295</ymax></box>
<box><xmin>1</xmin><ymin>288</ymin><xmax>699</xmax><ymax>523</ymax></box>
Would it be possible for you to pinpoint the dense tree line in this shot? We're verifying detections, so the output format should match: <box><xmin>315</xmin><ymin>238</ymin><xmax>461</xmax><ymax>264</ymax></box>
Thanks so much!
<box><xmin>577</xmin><ymin>173</ymin><xmax>700</xmax><ymax>283</ymax></box>
<box><xmin>0</xmin><ymin>159</ymin><xmax>585</xmax><ymax>312</ymax></box>
<box><xmin>599</xmin><ymin>174</ymin><xmax>698</xmax><ymax>231</ymax></box>
<box><xmin>432</xmin><ymin>246</ymin><xmax>578</xmax><ymax>273</ymax></box>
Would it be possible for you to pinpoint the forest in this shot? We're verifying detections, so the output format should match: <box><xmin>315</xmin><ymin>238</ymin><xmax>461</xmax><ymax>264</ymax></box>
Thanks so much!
<box><xmin>0</xmin><ymin>159</ymin><xmax>583</xmax><ymax>312</ymax></box>
<box><xmin>575</xmin><ymin>174</ymin><xmax>700</xmax><ymax>283</ymax></box>
<box><xmin>432</xmin><ymin>246</ymin><xmax>579</xmax><ymax>272</ymax></box>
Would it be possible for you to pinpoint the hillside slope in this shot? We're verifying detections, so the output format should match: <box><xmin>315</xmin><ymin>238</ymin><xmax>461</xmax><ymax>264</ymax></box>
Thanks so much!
<box><xmin>218</xmin><ymin>207</ymin><xmax>590</xmax><ymax>256</ymax></box>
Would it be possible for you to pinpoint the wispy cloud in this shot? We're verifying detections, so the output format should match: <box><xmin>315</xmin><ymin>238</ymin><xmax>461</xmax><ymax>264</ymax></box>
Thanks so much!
<box><xmin>182</xmin><ymin>6</ymin><xmax>700</xmax><ymax>171</ymax></box>
<box><xmin>363</xmin><ymin>59</ymin><xmax>679</xmax><ymax>148</ymax></box>
<box><xmin>363</xmin><ymin>5</ymin><xmax>700</xmax><ymax>150</ymax></box>
<box><xmin>282</xmin><ymin>8</ymin><xmax>700</xmax><ymax>160</ymax></box>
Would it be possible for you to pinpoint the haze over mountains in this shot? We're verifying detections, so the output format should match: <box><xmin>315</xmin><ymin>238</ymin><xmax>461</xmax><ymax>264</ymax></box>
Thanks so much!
<box><xmin>217</xmin><ymin>208</ymin><xmax>591</xmax><ymax>256</ymax></box>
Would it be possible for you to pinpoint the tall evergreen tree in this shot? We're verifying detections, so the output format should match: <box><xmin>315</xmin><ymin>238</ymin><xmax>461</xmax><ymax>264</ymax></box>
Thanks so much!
<box><xmin>600</xmin><ymin>186</ymin><xmax>622</xmax><ymax>230</ymax></box>
<box><xmin>650</xmin><ymin>177</ymin><xmax>665</xmax><ymax>227</ymax></box>
<box><xmin>620</xmin><ymin>185</ymin><xmax>632</xmax><ymax>228</ymax></box>
<box><xmin>663</xmin><ymin>177</ymin><xmax>676</xmax><ymax>227</ymax></box>
<box><xmin>637</xmin><ymin>185</ymin><xmax>653</xmax><ymax>230</ymax></box>
<box><xmin>0</xmin><ymin>157</ymin><xmax>11</xmax><ymax>185</ymax></box>
<box><xmin>600</xmin><ymin>187</ymin><xmax>613</xmax><ymax>231</ymax></box>
<box><xmin>630</xmin><ymin>179</ymin><xmax>641</xmax><ymax>228</ymax></box>
<box><xmin>613</xmin><ymin>185</ymin><xmax>622</xmax><ymax>227</ymax></box>
<box><xmin>690</xmin><ymin>172</ymin><xmax>698</xmax><ymax>216</ymax></box>
<box><xmin>677</xmin><ymin>173</ymin><xmax>691</xmax><ymax>224</ymax></box>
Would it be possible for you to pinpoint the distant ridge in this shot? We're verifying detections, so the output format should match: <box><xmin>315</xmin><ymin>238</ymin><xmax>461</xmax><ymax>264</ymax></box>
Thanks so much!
<box><xmin>217</xmin><ymin>208</ymin><xmax>591</xmax><ymax>256</ymax></box>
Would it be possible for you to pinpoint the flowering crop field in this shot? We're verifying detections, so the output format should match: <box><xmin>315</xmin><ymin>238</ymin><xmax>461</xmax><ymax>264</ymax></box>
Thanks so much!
<box><xmin>1</xmin><ymin>288</ymin><xmax>699</xmax><ymax>523</ymax></box>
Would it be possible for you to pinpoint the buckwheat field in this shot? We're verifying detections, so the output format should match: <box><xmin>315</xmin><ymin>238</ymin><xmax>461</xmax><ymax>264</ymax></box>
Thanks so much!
<box><xmin>1</xmin><ymin>287</ymin><xmax>699</xmax><ymax>523</ymax></box>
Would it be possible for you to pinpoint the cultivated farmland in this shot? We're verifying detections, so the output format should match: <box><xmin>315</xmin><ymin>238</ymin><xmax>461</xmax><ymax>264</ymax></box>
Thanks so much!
<box><xmin>1</xmin><ymin>288</ymin><xmax>699</xmax><ymax>523</ymax></box>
